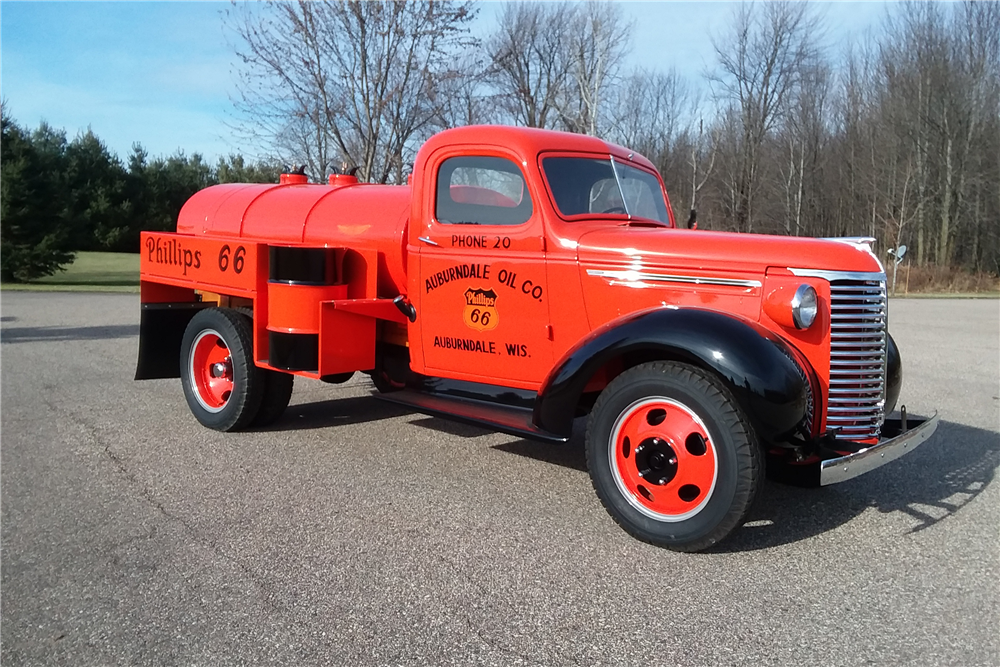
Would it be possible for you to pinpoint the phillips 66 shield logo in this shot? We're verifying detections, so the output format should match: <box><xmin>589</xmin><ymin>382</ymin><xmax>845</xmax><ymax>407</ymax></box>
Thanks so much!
<box><xmin>463</xmin><ymin>287</ymin><xmax>499</xmax><ymax>331</ymax></box>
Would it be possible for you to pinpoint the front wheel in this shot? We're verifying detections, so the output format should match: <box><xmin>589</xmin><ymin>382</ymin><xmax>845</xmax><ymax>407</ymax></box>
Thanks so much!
<box><xmin>586</xmin><ymin>361</ymin><xmax>761</xmax><ymax>552</ymax></box>
<box><xmin>180</xmin><ymin>308</ymin><xmax>263</xmax><ymax>432</ymax></box>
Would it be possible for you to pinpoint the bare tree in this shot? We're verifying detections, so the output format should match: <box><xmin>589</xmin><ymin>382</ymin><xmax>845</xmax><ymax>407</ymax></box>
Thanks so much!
<box><xmin>953</xmin><ymin>1</ymin><xmax>1000</xmax><ymax>271</ymax></box>
<box><xmin>605</xmin><ymin>68</ymin><xmax>697</xmax><ymax>220</ymax></box>
<box><xmin>830</xmin><ymin>40</ymin><xmax>879</xmax><ymax>240</ymax></box>
<box><xmin>229</xmin><ymin>0</ymin><xmax>476</xmax><ymax>183</ymax></box>
<box><xmin>686</xmin><ymin>119</ymin><xmax>718</xmax><ymax>227</ymax></box>
<box><xmin>558</xmin><ymin>2</ymin><xmax>633</xmax><ymax>135</ymax></box>
<box><xmin>431</xmin><ymin>53</ymin><xmax>499</xmax><ymax>129</ymax></box>
<box><xmin>778</xmin><ymin>61</ymin><xmax>831</xmax><ymax>236</ymax></box>
<box><xmin>873</xmin><ymin>0</ymin><xmax>1000</xmax><ymax>268</ymax></box>
<box><xmin>607</xmin><ymin>69</ymin><xmax>687</xmax><ymax>157</ymax></box>
<box><xmin>485</xmin><ymin>2</ymin><xmax>573</xmax><ymax>129</ymax></box>
<box><xmin>708</xmin><ymin>1</ymin><xmax>822</xmax><ymax>232</ymax></box>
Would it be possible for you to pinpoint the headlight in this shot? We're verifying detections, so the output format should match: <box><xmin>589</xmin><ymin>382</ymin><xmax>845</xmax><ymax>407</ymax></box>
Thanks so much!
<box><xmin>791</xmin><ymin>284</ymin><xmax>817</xmax><ymax>329</ymax></box>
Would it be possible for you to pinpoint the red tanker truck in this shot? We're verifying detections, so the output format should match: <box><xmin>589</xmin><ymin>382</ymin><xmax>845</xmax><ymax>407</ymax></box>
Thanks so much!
<box><xmin>135</xmin><ymin>125</ymin><xmax>938</xmax><ymax>551</ymax></box>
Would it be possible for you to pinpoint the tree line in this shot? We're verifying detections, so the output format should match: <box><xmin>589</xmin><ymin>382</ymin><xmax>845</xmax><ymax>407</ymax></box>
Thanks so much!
<box><xmin>231</xmin><ymin>0</ymin><xmax>999</xmax><ymax>274</ymax></box>
<box><xmin>0</xmin><ymin>106</ymin><xmax>280</xmax><ymax>281</ymax></box>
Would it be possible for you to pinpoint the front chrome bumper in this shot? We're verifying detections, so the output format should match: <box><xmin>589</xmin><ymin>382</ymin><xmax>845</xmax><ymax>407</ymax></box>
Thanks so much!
<box><xmin>819</xmin><ymin>412</ymin><xmax>940</xmax><ymax>486</ymax></box>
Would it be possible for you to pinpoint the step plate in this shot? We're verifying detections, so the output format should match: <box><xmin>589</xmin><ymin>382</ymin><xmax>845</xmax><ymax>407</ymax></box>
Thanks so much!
<box><xmin>375</xmin><ymin>389</ymin><xmax>568</xmax><ymax>444</ymax></box>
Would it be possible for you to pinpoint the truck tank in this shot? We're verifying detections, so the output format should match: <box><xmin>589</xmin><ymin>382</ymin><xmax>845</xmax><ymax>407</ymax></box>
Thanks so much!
<box><xmin>176</xmin><ymin>175</ymin><xmax>411</xmax><ymax>296</ymax></box>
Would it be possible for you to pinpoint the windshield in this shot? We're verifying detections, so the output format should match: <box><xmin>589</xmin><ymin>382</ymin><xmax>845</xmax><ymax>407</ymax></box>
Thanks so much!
<box><xmin>541</xmin><ymin>156</ymin><xmax>670</xmax><ymax>223</ymax></box>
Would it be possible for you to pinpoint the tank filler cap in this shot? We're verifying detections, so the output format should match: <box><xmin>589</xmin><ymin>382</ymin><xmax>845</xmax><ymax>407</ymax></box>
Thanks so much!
<box><xmin>279</xmin><ymin>165</ymin><xmax>309</xmax><ymax>185</ymax></box>
<box><xmin>328</xmin><ymin>164</ymin><xmax>360</xmax><ymax>187</ymax></box>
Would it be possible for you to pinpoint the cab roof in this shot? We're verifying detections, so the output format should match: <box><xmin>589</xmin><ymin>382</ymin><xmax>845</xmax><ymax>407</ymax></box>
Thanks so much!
<box><xmin>417</xmin><ymin>125</ymin><xmax>657</xmax><ymax>172</ymax></box>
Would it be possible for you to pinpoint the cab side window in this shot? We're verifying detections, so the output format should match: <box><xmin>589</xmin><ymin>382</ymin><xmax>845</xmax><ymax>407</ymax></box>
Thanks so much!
<box><xmin>435</xmin><ymin>156</ymin><xmax>533</xmax><ymax>226</ymax></box>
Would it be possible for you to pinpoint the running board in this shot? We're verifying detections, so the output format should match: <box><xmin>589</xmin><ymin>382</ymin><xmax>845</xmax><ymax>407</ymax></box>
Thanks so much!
<box><xmin>375</xmin><ymin>389</ymin><xmax>568</xmax><ymax>444</ymax></box>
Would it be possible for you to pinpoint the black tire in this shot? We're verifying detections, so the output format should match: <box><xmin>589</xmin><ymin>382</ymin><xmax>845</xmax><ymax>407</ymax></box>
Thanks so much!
<box><xmin>231</xmin><ymin>306</ymin><xmax>294</xmax><ymax>428</ymax></box>
<box><xmin>251</xmin><ymin>371</ymin><xmax>294</xmax><ymax>427</ymax></box>
<box><xmin>370</xmin><ymin>371</ymin><xmax>401</xmax><ymax>393</ymax></box>
<box><xmin>180</xmin><ymin>308</ymin><xmax>263</xmax><ymax>432</ymax></box>
<box><xmin>585</xmin><ymin>361</ymin><xmax>761</xmax><ymax>552</ymax></box>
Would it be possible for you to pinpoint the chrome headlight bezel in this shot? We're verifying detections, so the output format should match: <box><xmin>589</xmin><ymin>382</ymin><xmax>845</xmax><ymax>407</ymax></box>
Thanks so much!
<box><xmin>791</xmin><ymin>284</ymin><xmax>818</xmax><ymax>330</ymax></box>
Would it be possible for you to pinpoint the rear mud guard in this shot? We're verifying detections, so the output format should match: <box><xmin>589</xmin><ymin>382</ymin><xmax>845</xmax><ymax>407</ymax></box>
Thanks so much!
<box><xmin>135</xmin><ymin>302</ymin><xmax>212</xmax><ymax>380</ymax></box>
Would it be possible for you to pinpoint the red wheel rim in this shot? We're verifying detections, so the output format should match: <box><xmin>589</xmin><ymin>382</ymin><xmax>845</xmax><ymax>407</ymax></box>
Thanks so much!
<box><xmin>189</xmin><ymin>329</ymin><xmax>233</xmax><ymax>413</ymax></box>
<box><xmin>609</xmin><ymin>397</ymin><xmax>718</xmax><ymax>521</ymax></box>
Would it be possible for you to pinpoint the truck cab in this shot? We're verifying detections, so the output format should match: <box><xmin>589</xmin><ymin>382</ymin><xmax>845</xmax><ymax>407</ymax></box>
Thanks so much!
<box><xmin>136</xmin><ymin>125</ymin><xmax>938</xmax><ymax>551</ymax></box>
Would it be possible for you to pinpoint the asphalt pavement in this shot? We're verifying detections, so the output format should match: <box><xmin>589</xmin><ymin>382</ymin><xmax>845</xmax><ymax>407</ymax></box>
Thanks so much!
<box><xmin>2</xmin><ymin>292</ymin><xmax>997</xmax><ymax>666</ymax></box>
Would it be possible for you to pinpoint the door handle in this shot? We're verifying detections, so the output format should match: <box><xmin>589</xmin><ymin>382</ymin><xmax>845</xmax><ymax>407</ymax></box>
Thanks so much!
<box><xmin>418</xmin><ymin>236</ymin><xmax>440</xmax><ymax>246</ymax></box>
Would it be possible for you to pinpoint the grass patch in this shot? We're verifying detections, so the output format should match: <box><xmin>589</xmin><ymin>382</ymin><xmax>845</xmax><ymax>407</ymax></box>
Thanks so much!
<box><xmin>2</xmin><ymin>252</ymin><xmax>140</xmax><ymax>293</ymax></box>
<box><xmin>887</xmin><ymin>264</ymin><xmax>1000</xmax><ymax>297</ymax></box>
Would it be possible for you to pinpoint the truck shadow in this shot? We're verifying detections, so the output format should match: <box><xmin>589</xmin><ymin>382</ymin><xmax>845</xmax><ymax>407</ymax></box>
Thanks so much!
<box><xmin>264</xmin><ymin>395</ymin><xmax>413</xmax><ymax>431</ymax></box>
<box><xmin>408</xmin><ymin>416</ymin><xmax>498</xmax><ymax>439</ymax></box>
<box><xmin>491</xmin><ymin>418</ymin><xmax>997</xmax><ymax>551</ymax></box>
<box><xmin>264</xmin><ymin>396</ymin><xmax>996</xmax><ymax>551</ymax></box>
<box><xmin>491</xmin><ymin>419</ymin><xmax>590</xmax><ymax>473</ymax></box>
<box><xmin>716</xmin><ymin>419</ymin><xmax>998</xmax><ymax>552</ymax></box>
<box><xmin>0</xmin><ymin>324</ymin><xmax>139</xmax><ymax>343</ymax></box>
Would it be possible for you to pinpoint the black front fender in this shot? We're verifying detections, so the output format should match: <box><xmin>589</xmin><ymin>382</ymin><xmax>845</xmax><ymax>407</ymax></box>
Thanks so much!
<box><xmin>886</xmin><ymin>332</ymin><xmax>902</xmax><ymax>415</ymax></box>
<box><xmin>534</xmin><ymin>308</ymin><xmax>808</xmax><ymax>441</ymax></box>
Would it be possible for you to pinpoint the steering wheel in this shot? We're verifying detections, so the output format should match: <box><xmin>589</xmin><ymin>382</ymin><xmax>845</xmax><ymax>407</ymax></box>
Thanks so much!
<box><xmin>601</xmin><ymin>206</ymin><xmax>627</xmax><ymax>214</ymax></box>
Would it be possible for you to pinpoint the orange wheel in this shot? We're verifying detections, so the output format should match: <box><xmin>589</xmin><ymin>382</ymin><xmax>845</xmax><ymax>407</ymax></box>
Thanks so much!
<box><xmin>610</xmin><ymin>397</ymin><xmax>718</xmax><ymax>521</ymax></box>
<box><xmin>189</xmin><ymin>330</ymin><xmax>234</xmax><ymax>412</ymax></box>
<box><xmin>180</xmin><ymin>308</ymin><xmax>263</xmax><ymax>432</ymax></box>
<box><xmin>586</xmin><ymin>361</ymin><xmax>761</xmax><ymax>552</ymax></box>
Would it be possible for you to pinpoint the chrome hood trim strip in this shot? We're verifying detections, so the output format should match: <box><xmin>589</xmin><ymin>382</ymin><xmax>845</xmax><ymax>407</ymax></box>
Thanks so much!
<box><xmin>586</xmin><ymin>269</ymin><xmax>762</xmax><ymax>289</ymax></box>
<box><xmin>821</xmin><ymin>236</ymin><xmax>877</xmax><ymax>247</ymax></box>
<box><xmin>788</xmin><ymin>268</ymin><xmax>886</xmax><ymax>282</ymax></box>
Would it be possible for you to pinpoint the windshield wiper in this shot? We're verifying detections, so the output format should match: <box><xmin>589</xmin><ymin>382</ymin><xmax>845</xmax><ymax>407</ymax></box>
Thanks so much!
<box><xmin>609</xmin><ymin>155</ymin><xmax>631</xmax><ymax>220</ymax></box>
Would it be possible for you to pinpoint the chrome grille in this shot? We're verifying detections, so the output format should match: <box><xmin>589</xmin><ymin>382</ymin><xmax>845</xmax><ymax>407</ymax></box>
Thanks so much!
<box><xmin>826</xmin><ymin>279</ymin><xmax>887</xmax><ymax>440</ymax></box>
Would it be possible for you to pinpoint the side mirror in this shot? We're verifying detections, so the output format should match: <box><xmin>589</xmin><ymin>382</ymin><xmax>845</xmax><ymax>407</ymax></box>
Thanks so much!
<box><xmin>888</xmin><ymin>245</ymin><xmax>907</xmax><ymax>265</ymax></box>
<box><xmin>687</xmin><ymin>209</ymin><xmax>698</xmax><ymax>230</ymax></box>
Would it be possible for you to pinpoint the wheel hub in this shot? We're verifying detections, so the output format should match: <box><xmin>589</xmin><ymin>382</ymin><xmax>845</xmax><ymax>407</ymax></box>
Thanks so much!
<box><xmin>635</xmin><ymin>438</ymin><xmax>678</xmax><ymax>485</ymax></box>
<box><xmin>609</xmin><ymin>397</ymin><xmax>719</xmax><ymax>521</ymax></box>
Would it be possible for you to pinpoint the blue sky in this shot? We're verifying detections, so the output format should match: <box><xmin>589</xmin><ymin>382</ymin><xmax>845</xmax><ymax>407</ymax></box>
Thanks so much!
<box><xmin>1</xmin><ymin>1</ymin><xmax>889</xmax><ymax>162</ymax></box>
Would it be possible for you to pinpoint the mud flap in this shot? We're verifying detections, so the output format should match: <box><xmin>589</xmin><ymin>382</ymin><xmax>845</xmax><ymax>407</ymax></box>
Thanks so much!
<box><xmin>135</xmin><ymin>302</ymin><xmax>212</xmax><ymax>380</ymax></box>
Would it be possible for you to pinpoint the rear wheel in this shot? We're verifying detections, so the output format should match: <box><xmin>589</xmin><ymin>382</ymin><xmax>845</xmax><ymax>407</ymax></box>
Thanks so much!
<box><xmin>586</xmin><ymin>361</ymin><xmax>761</xmax><ymax>552</ymax></box>
<box><xmin>230</xmin><ymin>307</ymin><xmax>294</xmax><ymax>427</ymax></box>
<box><xmin>180</xmin><ymin>308</ymin><xmax>263</xmax><ymax>432</ymax></box>
<box><xmin>252</xmin><ymin>371</ymin><xmax>294</xmax><ymax>427</ymax></box>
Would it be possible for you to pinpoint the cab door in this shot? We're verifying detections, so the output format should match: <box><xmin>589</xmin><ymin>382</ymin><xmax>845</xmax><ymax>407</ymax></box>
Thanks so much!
<box><xmin>411</xmin><ymin>151</ymin><xmax>552</xmax><ymax>388</ymax></box>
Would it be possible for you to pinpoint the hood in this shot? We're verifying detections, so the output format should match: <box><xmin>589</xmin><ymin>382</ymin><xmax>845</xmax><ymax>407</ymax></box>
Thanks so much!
<box><xmin>576</xmin><ymin>227</ymin><xmax>884</xmax><ymax>277</ymax></box>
